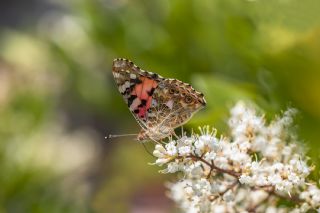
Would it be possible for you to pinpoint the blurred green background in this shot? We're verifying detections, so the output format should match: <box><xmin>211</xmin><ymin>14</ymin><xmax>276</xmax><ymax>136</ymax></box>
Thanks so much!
<box><xmin>0</xmin><ymin>0</ymin><xmax>320</xmax><ymax>212</ymax></box>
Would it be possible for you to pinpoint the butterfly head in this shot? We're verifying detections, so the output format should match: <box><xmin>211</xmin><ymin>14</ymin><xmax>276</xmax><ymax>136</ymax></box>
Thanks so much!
<box><xmin>137</xmin><ymin>130</ymin><xmax>148</xmax><ymax>141</ymax></box>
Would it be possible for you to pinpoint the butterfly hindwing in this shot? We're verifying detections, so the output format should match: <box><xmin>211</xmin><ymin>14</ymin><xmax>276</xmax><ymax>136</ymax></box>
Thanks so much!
<box><xmin>147</xmin><ymin>78</ymin><xmax>205</xmax><ymax>129</ymax></box>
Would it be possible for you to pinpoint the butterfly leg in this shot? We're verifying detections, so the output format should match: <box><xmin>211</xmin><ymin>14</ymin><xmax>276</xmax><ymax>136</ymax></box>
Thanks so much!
<box><xmin>180</xmin><ymin>126</ymin><xmax>186</xmax><ymax>137</ymax></box>
<box><xmin>171</xmin><ymin>131</ymin><xmax>179</xmax><ymax>140</ymax></box>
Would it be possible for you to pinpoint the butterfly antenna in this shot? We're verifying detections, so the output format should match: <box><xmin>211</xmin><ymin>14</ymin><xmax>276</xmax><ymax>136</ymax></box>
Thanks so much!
<box><xmin>105</xmin><ymin>133</ymin><xmax>138</xmax><ymax>140</ymax></box>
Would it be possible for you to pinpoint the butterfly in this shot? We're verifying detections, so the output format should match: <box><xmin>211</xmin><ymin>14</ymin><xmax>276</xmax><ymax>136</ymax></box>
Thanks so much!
<box><xmin>112</xmin><ymin>58</ymin><xmax>206</xmax><ymax>142</ymax></box>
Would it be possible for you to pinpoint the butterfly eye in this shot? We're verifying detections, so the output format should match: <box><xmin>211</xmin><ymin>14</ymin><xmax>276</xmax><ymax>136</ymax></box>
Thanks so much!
<box><xmin>184</xmin><ymin>95</ymin><xmax>193</xmax><ymax>104</ymax></box>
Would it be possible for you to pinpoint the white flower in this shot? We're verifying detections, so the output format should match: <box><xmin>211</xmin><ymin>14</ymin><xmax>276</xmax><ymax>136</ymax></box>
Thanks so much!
<box><xmin>180</xmin><ymin>137</ymin><xmax>194</xmax><ymax>146</ymax></box>
<box><xmin>251</xmin><ymin>161</ymin><xmax>261</xmax><ymax>171</ymax></box>
<box><xmin>155</xmin><ymin>158</ymin><xmax>170</xmax><ymax>165</ymax></box>
<box><xmin>212</xmin><ymin>205</ymin><xmax>227</xmax><ymax>213</ymax></box>
<box><xmin>265</xmin><ymin>206</ymin><xmax>277</xmax><ymax>213</ymax></box>
<box><xmin>194</xmin><ymin>138</ymin><xmax>206</xmax><ymax>156</ymax></box>
<box><xmin>153</xmin><ymin>144</ymin><xmax>166</xmax><ymax>158</ymax></box>
<box><xmin>178</xmin><ymin>146</ymin><xmax>191</xmax><ymax>156</ymax></box>
<box><xmin>151</xmin><ymin>101</ymin><xmax>319</xmax><ymax>212</ymax></box>
<box><xmin>214</xmin><ymin>156</ymin><xmax>229</xmax><ymax>170</ymax></box>
<box><xmin>230</xmin><ymin>101</ymin><xmax>247</xmax><ymax>117</ymax></box>
<box><xmin>165</xmin><ymin>141</ymin><xmax>177</xmax><ymax>156</ymax></box>
<box><xmin>211</xmin><ymin>182</ymin><xmax>220</xmax><ymax>194</ymax></box>
<box><xmin>255</xmin><ymin>175</ymin><xmax>269</xmax><ymax>186</ymax></box>
<box><xmin>268</xmin><ymin>174</ymin><xmax>282</xmax><ymax>185</ymax></box>
<box><xmin>204</xmin><ymin>151</ymin><xmax>216</xmax><ymax>161</ymax></box>
<box><xmin>185</xmin><ymin>161</ymin><xmax>203</xmax><ymax>177</ymax></box>
<box><xmin>168</xmin><ymin>180</ymin><xmax>192</xmax><ymax>202</ymax></box>
<box><xmin>223</xmin><ymin>191</ymin><xmax>235</xmax><ymax>202</ymax></box>
<box><xmin>193</xmin><ymin>178</ymin><xmax>211</xmax><ymax>195</ymax></box>
<box><xmin>250</xmin><ymin>190</ymin><xmax>269</xmax><ymax>206</ymax></box>
<box><xmin>239</xmin><ymin>174</ymin><xmax>253</xmax><ymax>185</ymax></box>
<box><xmin>290</xmin><ymin>159</ymin><xmax>310</xmax><ymax>175</ymax></box>
<box><xmin>288</xmin><ymin>173</ymin><xmax>301</xmax><ymax>185</ymax></box>
<box><xmin>301</xmin><ymin>203</ymin><xmax>311</xmax><ymax>212</ymax></box>
<box><xmin>166</xmin><ymin>162</ymin><xmax>181</xmax><ymax>173</ymax></box>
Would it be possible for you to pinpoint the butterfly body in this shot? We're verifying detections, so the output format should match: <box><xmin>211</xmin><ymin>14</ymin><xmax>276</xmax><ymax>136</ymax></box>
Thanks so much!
<box><xmin>112</xmin><ymin>58</ymin><xmax>206</xmax><ymax>142</ymax></box>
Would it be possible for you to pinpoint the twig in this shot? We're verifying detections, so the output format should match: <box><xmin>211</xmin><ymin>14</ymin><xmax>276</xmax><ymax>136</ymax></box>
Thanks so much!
<box><xmin>188</xmin><ymin>154</ymin><xmax>241</xmax><ymax>178</ymax></box>
<box><xmin>211</xmin><ymin>180</ymin><xmax>239</xmax><ymax>202</ymax></box>
<box><xmin>206</xmin><ymin>160</ymin><xmax>214</xmax><ymax>179</ymax></box>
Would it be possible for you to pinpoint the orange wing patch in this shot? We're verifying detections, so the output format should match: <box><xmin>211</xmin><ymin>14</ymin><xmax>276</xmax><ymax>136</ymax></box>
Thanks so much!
<box><xmin>130</xmin><ymin>77</ymin><xmax>158</xmax><ymax>120</ymax></box>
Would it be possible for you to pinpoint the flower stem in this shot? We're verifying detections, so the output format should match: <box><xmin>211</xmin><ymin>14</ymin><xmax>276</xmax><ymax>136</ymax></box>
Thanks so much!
<box><xmin>188</xmin><ymin>154</ymin><xmax>241</xmax><ymax>178</ymax></box>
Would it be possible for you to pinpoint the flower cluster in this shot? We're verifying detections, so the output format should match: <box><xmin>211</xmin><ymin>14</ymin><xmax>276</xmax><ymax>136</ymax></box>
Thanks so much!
<box><xmin>152</xmin><ymin>101</ymin><xmax>319</xmax><ymax>212</ymax></box>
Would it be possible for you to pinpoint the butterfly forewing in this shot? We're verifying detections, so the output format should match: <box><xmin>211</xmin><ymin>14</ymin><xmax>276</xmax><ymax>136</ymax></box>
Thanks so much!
<box><xmin>112</xmin><ymin>59</ymin><xmax>161</xmax><ymax>129</ymax></box>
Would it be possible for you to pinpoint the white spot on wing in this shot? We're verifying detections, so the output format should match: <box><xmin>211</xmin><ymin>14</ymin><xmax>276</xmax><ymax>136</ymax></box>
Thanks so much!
<box><xmin>152</xmin><ymin>99</ymin><xmax>158</xmax><ymax>107</ymax></box>
<box><xmin>148</xmin><ymin>112</ymin><xmax>156</xmax><ymax>117</ymax></box>
<box><xmin>119</xmin><ymin>81</ymin><xmax>130</xmax><ymax>93</ymax></box>
<box><xmin>114</xmin><ymin>61</ymin><xmax>125</xmax><ymax>68</ymax></box>
<box><xmin>166</xmin><ymin>100</ymin><xmax>174</xmax><ymax>109</ymax></box>
<box><xmin>130</xmin><ymin>74</ymin><xmax>136</xmax><ymax>79</ymax></box>
<box><xmin>119</xmin><ymin>86</ymin><xmax>125</xmax><ymax>93</ymax></box>
<box><xmin>124</xmin><ymin>81</ymin><xmax>130</xmax><ymax>88</ymax></box>
<box><xmin>130</xmin><ymin>98</ymin><xmax>141</xmax><ymax>111</ymax></box>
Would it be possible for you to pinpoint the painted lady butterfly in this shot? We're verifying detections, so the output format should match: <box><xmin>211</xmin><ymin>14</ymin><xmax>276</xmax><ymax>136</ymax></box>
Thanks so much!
<box><xmin>112</xmin><ymin>58</ymin><xmax>206</xmax><ymax>142</ymax></box>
